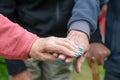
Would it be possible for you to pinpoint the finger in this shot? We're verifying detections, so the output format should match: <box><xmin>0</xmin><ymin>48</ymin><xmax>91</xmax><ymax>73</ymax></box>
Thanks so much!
<box><xmin>101</xmin><ymin>59</ymin><xmax>104</xmax><ymax>65</ymax></box>
<box><xmin>97</xmin><ymin>55</ymin><xmax>104</xmax><ymax>65</ymax></box>
<box><xmin>87</xmin><ymin>59</ymin><xmax>92</xmax><ymax>67</ymax></box>
<box><xmin>53</xmin><ymin>53</ymin><xmax>59</xmax><ymax>57</ymax></box>
<box><xmin>58</xmin><ymin>54</ymin><xmax>66</xmax><ymax>61</ymax></box>
<box><xmin>74</xmin><ymin>56</ymin><xmax>85</xmax><ymax>73</ymax></box>
<box><xmin>54</xmin><ymin>45</ymin><xmax>80</xmax><ymax>58</ymax></box>
<box><xmin>36</xmin><ymin>52</ymin><xmax>57</xmax><ymax>62</ymax></box>
<box><xmin>93</xmin><ymin>52</ymin><xmax>103</xmax><ymax>65</ymax></box>
<box><xmin>85</xmin><ymin>52</ymin><xmax>92</xmax><ymax>67</ymax></box>
<box><xmin>57</xmin><ymin>38</ymin><xmax>79</xmax><ymax>53</ymax></box>
<box><xmin>65</xmin><ymin>57</ymin><xmax>74</xmax><ymax>63</ymax></box>
<box><xmin>96</xmin><ymin>57</ymin><xmax>104</xmax><ymax>65</ymax></box>
<box><xmin>44</xmin><ymin>37</ymin><xmax>78</xmax><ymax>54</ymax></box>
<box><xmin>104</xmin><ymin>49</ymin><xmax>111</xmax><ymax>57</ymax></box>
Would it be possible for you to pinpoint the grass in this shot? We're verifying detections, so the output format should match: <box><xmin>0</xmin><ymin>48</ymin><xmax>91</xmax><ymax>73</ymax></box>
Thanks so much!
<box><xmin>0</xmin><ymin>57</ymin><xmax>8</xmax><ymax>80</ymax></box>
<box><xmin>0</xmin><ymin>58</ymin><xmax>105</xmax><ymax>80</ymax></box>
<box><xmin>72</xmin><ymin>60</ymin><xmax>105</xmax><ymax>80</ymax></box>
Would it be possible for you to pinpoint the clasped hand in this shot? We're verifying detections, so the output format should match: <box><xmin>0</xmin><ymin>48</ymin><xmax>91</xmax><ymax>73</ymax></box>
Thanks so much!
<box><xmin>29</xmin><ymin>30</ymin><xmax>89</xmax><ymax>73</ymax></box>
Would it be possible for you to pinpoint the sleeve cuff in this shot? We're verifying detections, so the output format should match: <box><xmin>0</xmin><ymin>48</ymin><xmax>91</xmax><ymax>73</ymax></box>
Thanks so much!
<box><xmin>69</xmin><ymin>21</ymin><xmax>90</xmax><ymax>39</ymax></box>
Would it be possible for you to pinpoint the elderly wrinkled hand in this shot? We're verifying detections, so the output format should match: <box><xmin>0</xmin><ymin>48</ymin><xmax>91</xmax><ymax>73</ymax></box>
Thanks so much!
<box><xmin>56</xmin><ymin>30</ymin><xmax>89</xmax><ymax>73</ymax></box>
<box><xmin>29</xmin><ymin>36</ymin><xmax>80</xmax><ymax>62</ymax></box>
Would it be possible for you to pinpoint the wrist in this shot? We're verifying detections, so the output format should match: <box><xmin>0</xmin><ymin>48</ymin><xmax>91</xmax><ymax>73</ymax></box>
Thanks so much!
<box><xmin>68</xmin><ymin>30</ymin><xmax>89</xmax><ymax>40</ymax></box>
<box><xmin>29</xmin><ymin>38</ymin><xmax>44</xmax><ymax>57</ymax></box>
<box><xmin>68</xmin><ymin>21</ymin><xmax>90</xmax><ymax>38</ymax></box>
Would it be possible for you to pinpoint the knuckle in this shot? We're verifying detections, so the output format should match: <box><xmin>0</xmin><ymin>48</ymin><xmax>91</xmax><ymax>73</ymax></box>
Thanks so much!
<box><xmin>49</xmin><ymin>36</ymin><xmax>55</xmax><ymax>39</ymax></box>
<box><xmin>107</xmin><ymin>50</ymin><xmax>111</xmax><ymax>54</ymax></box>
<box><xmin>103</xmin><ymin>51</ymin><xmax>107</xmax><ymax>54</ymax></box>
<box><xmin>98</xmin><ymin>53</ymin><xmax>103</xmax><ymax>58</ymax></box>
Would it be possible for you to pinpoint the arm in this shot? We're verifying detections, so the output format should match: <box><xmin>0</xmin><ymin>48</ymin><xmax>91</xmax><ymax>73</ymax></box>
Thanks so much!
<box><xmin>0</xmin><ymin>14</ymin><xmax>80</xmax><ymax>60</ymax></box>
<box><xmin>68</xmin><ymin>0</ymin><xmax>100</xmax><ymax>36</ymax></box>
<box><xmin>0</xmin><ymin>14</ymin><xmax>39</xmax><ymax>59</ymax></box>
<box><xmin>68</xmin><ymin>0</ymin><xmax>109</xmax><ymax>37</ymax></box>
<box><xmin>0</xmin><ymin>1</ymin><xmax>32</xmax><ymax>79</ymax></box>
<box><xmin>67</xmin><ymin>0</ymin><xmax>110</xmax><ymax>73</ymax></box>
<box><xmin>86</xmin><ymin>24</ymin><xmax>110</xmax><ymax>65</ymax></box>
<box><xmin>87</xmin><ymin>0</ymin><xmax>110</xmax><ymax>62</ymax></box>
<box><xmin>0</xmin><ymin>13</ymin><xmax>80</xmax><ymax>68</ymax></box>
<box><xmin>67</xmin><ymin>0</ymin><xmax>101</xmax><ymax>73</ymax></box>
<box><xmin>86</xmin><ymin>0</ymin><xmax>110</xmax><ymax>65</ymax></box>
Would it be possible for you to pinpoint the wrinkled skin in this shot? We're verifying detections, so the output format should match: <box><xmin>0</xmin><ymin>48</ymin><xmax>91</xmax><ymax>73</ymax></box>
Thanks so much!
<box><xmin>30</xmin><ymin>36</ymin><xmax>80</xmax><ymax>62</ymax></box>
<box><xmin>57</xmin><ymin>30</ymin><xmax>89</xmax><ymax>73</ymax></box>
<box><xmin>86</xmin><ymin>43</ymin><xmax>111</xmax><ymax>65</ymax></box>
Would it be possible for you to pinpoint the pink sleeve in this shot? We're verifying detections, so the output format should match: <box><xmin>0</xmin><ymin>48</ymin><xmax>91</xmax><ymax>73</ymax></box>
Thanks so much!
<box><xmin>0</xmin><ymin>14</ymin><xmax>39</xmax><ymax>60</ymax></box>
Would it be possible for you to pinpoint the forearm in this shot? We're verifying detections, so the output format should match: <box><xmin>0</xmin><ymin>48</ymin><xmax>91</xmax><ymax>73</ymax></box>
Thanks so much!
<box><xmin>0</xmin><ymin>14</ymin><xmax>39</xmax><ymax>60</ymax></box>
<box><xmin>68</xmin><ymin>0</ymin><xmax>100</xmax><ymax>37</ymax></box>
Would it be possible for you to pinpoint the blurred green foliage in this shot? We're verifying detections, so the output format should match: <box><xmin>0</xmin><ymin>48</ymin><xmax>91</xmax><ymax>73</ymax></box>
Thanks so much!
<box><xmin>0</xmin><ymin>57</ymin><xmax>8</xmax><ymax>80</ymax></box>
<box><xmin>72</xmin><ymin>60</ymin><xmax>105</xmax><ymax>80</ymax></box>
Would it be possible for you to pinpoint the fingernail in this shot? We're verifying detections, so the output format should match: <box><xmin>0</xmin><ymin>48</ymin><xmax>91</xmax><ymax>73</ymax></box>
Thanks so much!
<box><xmin>56</xmin><ymin>59</ymin><xmax>63</xmax><ymax>64</ymax></box>
<box><xmin>74</xmin><ymin>52</ymin><xmax>79</xmax><ymax>57</ymax></box>
<box><xmin>78</xmin><ymin>46</ymin><xmax>83</xmax><ymax>51</ymax></box>
<box><xmin>79</xmin><ymin>52</ymin><xmax>84</xmax><ymax>55</ymax></box>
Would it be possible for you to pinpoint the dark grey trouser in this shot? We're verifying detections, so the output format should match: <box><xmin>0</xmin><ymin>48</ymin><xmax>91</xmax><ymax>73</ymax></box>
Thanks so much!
<box><xmin>104</xmin><ymin>71</ymin><xmax>120</xmax><ymax>80</ymax></box>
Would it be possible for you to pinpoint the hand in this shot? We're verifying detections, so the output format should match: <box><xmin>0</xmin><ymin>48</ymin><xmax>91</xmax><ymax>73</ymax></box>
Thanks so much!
<box><xmin>11</xmin><ymin>70</ymin><xmax>32</xmax><ymax>80</ymax></box>
<box><xmin>66</xmin><ymin>30</ymin><xmax>89</xmax><ymax>73</ymax></box>
<box><xmin>86</xmin><ymin>43</ymin><xmax>111</xmax><ymax>65</ymax></box>
<box><xmin>29</xmin><ymin>36</ymin><xmax>79</xmax><ymax>62</ymax></box>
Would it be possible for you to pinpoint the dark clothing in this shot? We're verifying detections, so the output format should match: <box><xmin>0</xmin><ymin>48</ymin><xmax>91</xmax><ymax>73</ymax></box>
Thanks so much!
<box><xmin>90</xmin><ymin>0</ymin><xmax>120</xmax><ymax>77</ymax></box>
<box><xmin>88</xmin><ymin>1</ymin><xmax>120</xmax><ymax>80</ymax></box>
<box><xmin>0</xmin><ymin>0</ymin><xmax>100</xmax><ymax>37</ymax></box>
<box><xmin>104</xmin><ymin>0</ymin><xmax>120</xmax><ymax>74</ymax></box>
<box><xmin>0</xmin><ymin>0</ymin><xmax>102</xmax><ymax>75</ymax></box>
<box><xmin>104</xmin><ymin>71</ymin><xmax>120</xmax><ymax>80</ymax></box>
<box><xmin>6</xmin><ymin>60</ymin><xmax>27</xmax><ymax>75</ymax></box>
<box><xmin>90</xmin><ymin>23</ymin><xmax>102</xmax><ymax>43</ymax></box>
